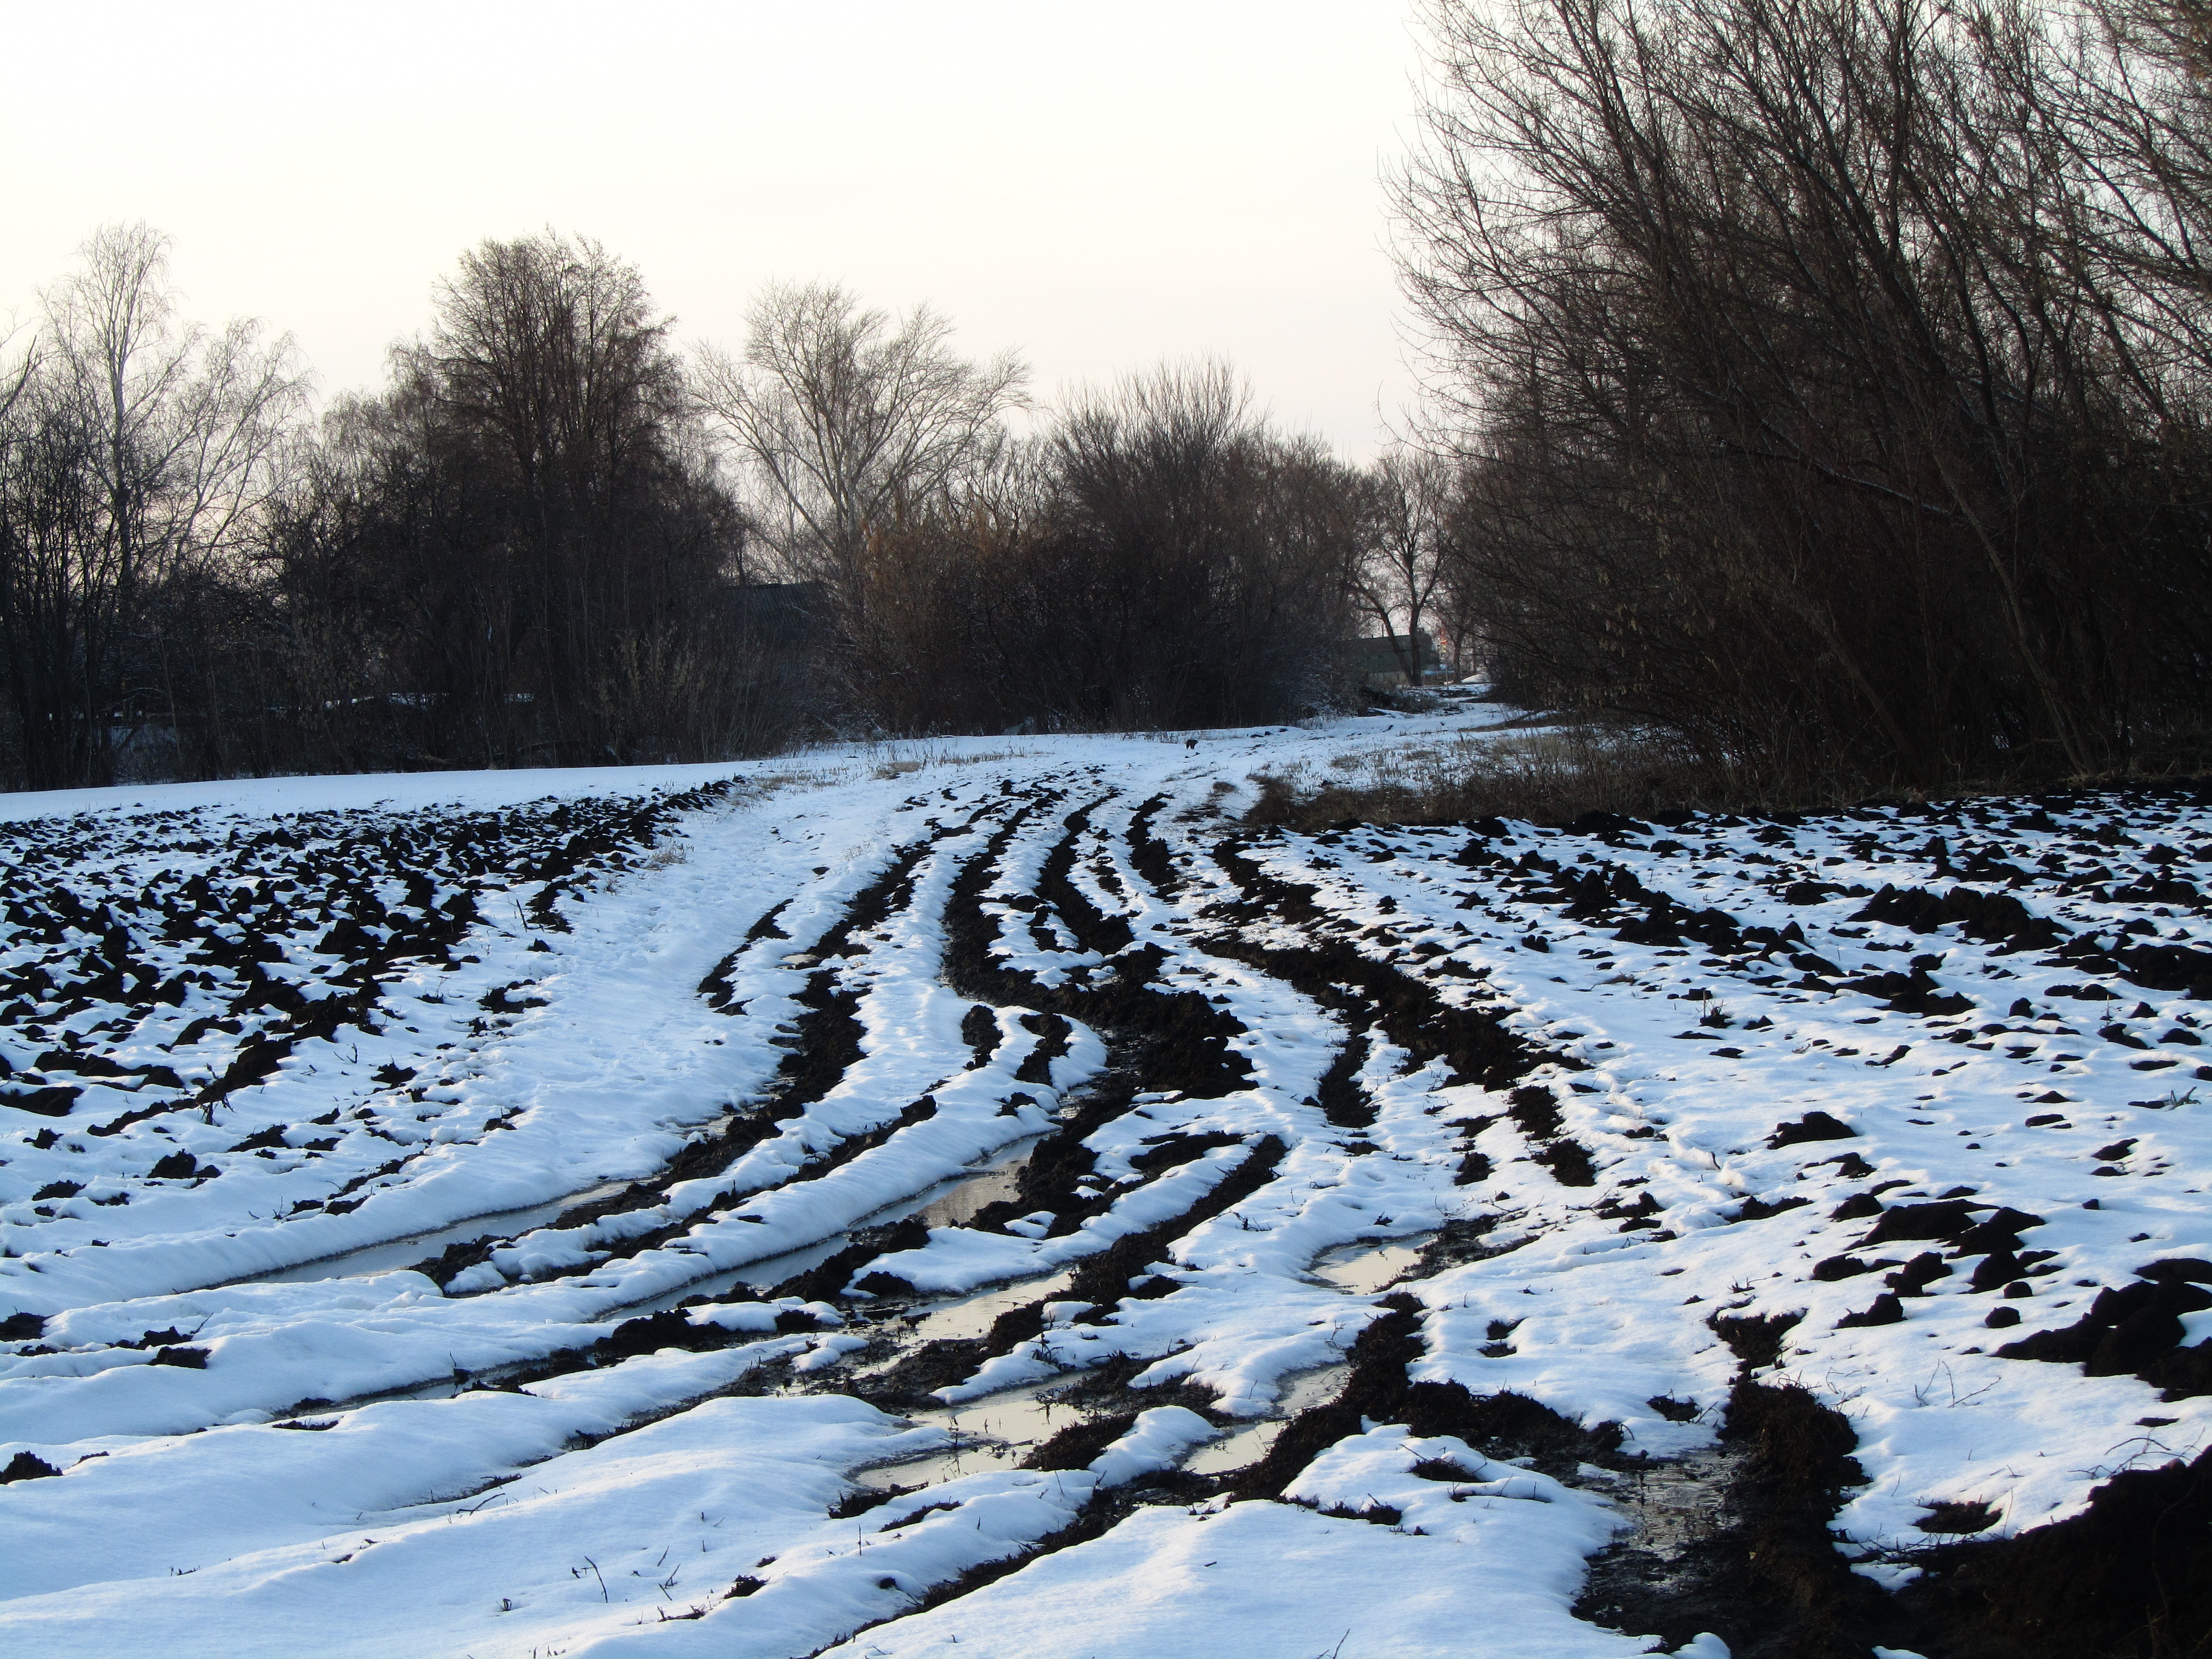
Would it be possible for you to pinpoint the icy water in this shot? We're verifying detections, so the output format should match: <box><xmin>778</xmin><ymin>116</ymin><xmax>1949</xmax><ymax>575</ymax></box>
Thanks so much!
<box><xmin>1310</xmin><ymin>1236</ymin><xmax>1431</xmax><ymax>1295</ymax></box>
<box><xmin>901</xmin><ymin>1268</ymin><xmax>1076</xmax><ymax>1344</ymax></box>
<box><xmin>249</xmin><ymin>1133</ymin><xmax>1039</xmax><ymax>1309</ymax></box>
<box><xmin>853</xmin><ymin>1377</ymin><xmax>1082</xmax><ymax>1491</ymax></box>
<box><xmin>842</xmin><ymin>1237</ymin><xmax>1413</xmax><ymax>1498</ymax></box>
<box><xmin>1183</xmin><ymin>1364</ymin><xmax>1352</xmax><ymax>1475</ymax></box>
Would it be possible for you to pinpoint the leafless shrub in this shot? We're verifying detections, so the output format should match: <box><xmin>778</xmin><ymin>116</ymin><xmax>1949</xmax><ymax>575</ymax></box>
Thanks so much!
<box><xmin>1398</xmin><ymin>0</ymin><xmax>2212</xmax><ymax>796</ymax></box>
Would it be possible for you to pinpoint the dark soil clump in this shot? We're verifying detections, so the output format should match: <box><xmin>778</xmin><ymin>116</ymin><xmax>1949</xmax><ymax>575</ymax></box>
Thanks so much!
<box><xmin>1903</xmin><ymin>1447</ymin><xmax>2212</xmax><ymax>1659</ymax></box>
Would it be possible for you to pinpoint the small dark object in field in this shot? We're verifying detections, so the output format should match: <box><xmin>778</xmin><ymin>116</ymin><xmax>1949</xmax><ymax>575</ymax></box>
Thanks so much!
<box><xmin>1998</xmin><ymin>1275</ymin><xmax>2212</xmax><ymax>1373</ymax></box>
<box><xmin>1986</xmin><ymin>1306</ymin><xmax>2022</xmax><ymax>1328</ymax></box>
<box><xmin>1916</xmin><ymin>1499</ymin><xmax>2000</xmax><ymax>1535</ymax></box>
<box><xmin>1710</xmin><ymin>1311</ymin><xmax>1802</xmax><ymax>1369</ymax></box>
<box><xmin>828</xmin><ymin>1484</ymin><xmax>917</xmax><ymax>1520</ymax></box>
<box><xmin>1735</xmin><ymin>1193</ymin><xmax>1807</xmax><ymax>1222</ymax></box>
<box><xmin>1838</xmin><ymin>1292</ymin><xmax>1905</xmax><ymax>1327</ymax></box>
<box><xmin>1</xmin><ymin>1452</ymin><xmax>60</xmax><ymax>1483</ymax></box>
<box><xmin>1769</xmin><ymin>1110</ymin><xmax>1856</xmax><ymax>1148</ymax></box>
<box><xmin>1813</xmin><ymin>1254</ymin><xmax>1884</xmax><ymax>1281</ymax></box>
<box><xmin>2136</xmin><ymin>1258</ymin><xmax>2212</xmax><ymax>1285</ymax></box>
<box><xmin>1411</xmin><ymin>1455</ymin><xmax>1480</xmax><ymax>1480</ymax></box>
<box><xmin>1860</xmin><ymin>1199</ymin><xmax>1981</xmax><ymax>1245</ymax></box>
<box><xmin>1888</xmin><ymin>1253</ymin><xmax>1951</xmax><ymax>1295</ymax></box>
<box><xmin>1506</xmin><ymin>1084</ymin><xmax>1562</xmax><ymax>1138</ymax></box>
<box><xmin>1318</xmin><ymin>1500</ymin><xmax>1402</xmax><ymax>1525</ymax></box>
<box><xmin>598</xmin><ymin>1309</ymin><xmax>699</xmax><ymax>1358</ymax></box>
<box><xmin>1021</xmin><ymin>1411</ymin><xmax>1139</xmax><ymax>1472</ymax></box>
<box><xmin>1971</xmin><ymin>1249</ymin><xmax>2024</xmax><ymax>1291</ymax></box>
<box><xmin>3</xmin><ymin>1085</ymin><xmax>81</xmax><ymax>1116</ymax></box>
<box><xmin>1535</xmin><ymin>1139</ymin><xmax>1597</xmax><ymax>1186</ymax></box>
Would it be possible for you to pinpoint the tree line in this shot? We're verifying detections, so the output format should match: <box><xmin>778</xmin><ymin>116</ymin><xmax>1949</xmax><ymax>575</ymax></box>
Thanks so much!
<box><xmin>2</xmin><ymin>229</ymin><xmax>1456</xmax><ymax>792</ymax></box>
<box><xmin>1397</xmin><ymin>0</ymin><xmax>2212</xmax><ymax>796</ymax></box>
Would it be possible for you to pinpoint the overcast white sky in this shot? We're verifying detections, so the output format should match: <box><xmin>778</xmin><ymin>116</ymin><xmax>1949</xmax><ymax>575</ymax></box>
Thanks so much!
<box><xmin>1</xmin><ymin>1</ymin><xmax>1429</xmax><ymax>458</ymax></box>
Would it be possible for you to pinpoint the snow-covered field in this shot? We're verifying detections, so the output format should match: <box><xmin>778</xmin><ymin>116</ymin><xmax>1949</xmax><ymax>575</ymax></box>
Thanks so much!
<box><xmin>3</xmin><ymin>698</ymin><xmax>2207</xmax><ymax>1657</ymax></box>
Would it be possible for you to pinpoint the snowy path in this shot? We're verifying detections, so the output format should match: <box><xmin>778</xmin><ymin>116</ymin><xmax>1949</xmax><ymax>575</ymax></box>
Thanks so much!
<box><xmin>4</xmin><ymin>709</ymin><xmax>2210</xmax><ymax>1656</ymax></box>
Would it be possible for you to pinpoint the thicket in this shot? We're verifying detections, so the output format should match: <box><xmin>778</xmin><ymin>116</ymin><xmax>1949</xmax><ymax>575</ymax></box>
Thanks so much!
<box><xmin>843</xmin><ymin>366</ymin><xmax>1363</xmax><ymax>734</ymax></box>
<box><xmin>1400</xmin><ymin>0</ymin><xmax>2212</xmax><ymax>796</ymax></box>
<box><xmin>0</xmin><ymin>230</ymin><xmax>781</xmax><ymax>788</ymax></box>
<box><xmin>0</xmin><ymin>238</ymin><xmax>1384</xmax><ymax>793</ymax></box>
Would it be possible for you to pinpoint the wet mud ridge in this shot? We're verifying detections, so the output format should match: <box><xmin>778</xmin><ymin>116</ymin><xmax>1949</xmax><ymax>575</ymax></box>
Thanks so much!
<box><xmin>7</xmin><ymin>756</ymin><xmax>2212</xmax><ymax>1658</ymax></box>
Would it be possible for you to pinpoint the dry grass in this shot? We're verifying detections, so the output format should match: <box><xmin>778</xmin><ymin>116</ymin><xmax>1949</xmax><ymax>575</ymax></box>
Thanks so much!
<box><xmin>1244</xmin><ymin>725</ymin><xmax>1772</xmax><ymax>830</ymax></box>
<box><xmin>1245</xmin><ymin>719</ymin><xmax>2212</xmax><ymax>831</ymax></box>
<box><xmin>854</xmin><ymin>741</ymin><xmax>1045</xmax><ymax>780</ymax></box>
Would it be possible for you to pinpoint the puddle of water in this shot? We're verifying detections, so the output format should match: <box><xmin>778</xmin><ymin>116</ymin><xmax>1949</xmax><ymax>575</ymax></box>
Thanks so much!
<box><xmin>1617</xmin><ymin>1446</ymin><xmax>1739</xmax><ymax>1560</ymax></box>
<box><xmin>253</xmin><ymin>1180</ymin><xmax>637</xmax><ymax>1285</ymax></box>
<box><xmin>611</xmin><ymin>1137</ymin><xmax>1046</xmax><ymax>1316</ymax></box>
<box><xmin>854</xmin><ymin>1379</ymin><xmax>1072</xmax><ymax>1491</ymax></box>
<box><xmin>912</xmin><ymin>1144</ymin><xmax>1034</xmax><ymax>1228</ymax></box>
<box><xmin>1184</xmin><ymin>1421</ymin><xmax>1278</xmax><ymax>1476</ymax></box>
<box><xmin>1183</xmin><ymin>1363</ymin><xmax>1350</xmax><ymax>1476</ymax></box>
<box><xmin>1310</xmin><ymin>1237</ymin><xmax>1432</xmax><ymax>1296</ymax></box>
<box><xmin>901</xmin><ymin>1269</ymin><xmax>1075</xmax><ymax>1344</ymax></box>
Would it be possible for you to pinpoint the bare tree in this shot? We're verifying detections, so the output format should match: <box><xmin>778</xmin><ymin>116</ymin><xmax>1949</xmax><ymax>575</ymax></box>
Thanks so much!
<box><xmin>259</xmin><ymin>231</ymin><xmax>762</xmax><ymax>773</ymax></box>
<box><xmin>697</xmin><ymin>282</ymin><xmax>1027</xmax><ymax>588</ymax></box>
<box><xmin>1347</xmin><ymin>450</ymin><xmax>1452</xmax><ymax>684</ymax></box>
<box><xmin>1393</xmin><ymin>0</ymin><xmax>2212</xmax><ymax>791</ymax></box>
<box><xmin>0</xmin><ymin>224</ymin><xmax>305</xmax><ymax>787</ymax></box>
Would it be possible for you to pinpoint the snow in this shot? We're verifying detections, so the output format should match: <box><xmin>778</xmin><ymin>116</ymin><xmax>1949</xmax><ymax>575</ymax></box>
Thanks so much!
<box><xmin>3</xmin><ymin>703</ymin><xmax>2208</xmax><ymax>1654</ymax></box>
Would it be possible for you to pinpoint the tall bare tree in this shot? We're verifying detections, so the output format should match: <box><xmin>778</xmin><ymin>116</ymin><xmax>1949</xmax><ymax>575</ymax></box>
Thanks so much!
<box><xmin>1348</xmin><ymin>450</ymin><xmax>1453</xmax><ymax>684</ymax></box>
<box><xmin>0</xmin><ymin>224</ymin><xmax>304</xmax><ymax>788</ymax></box>
<box><xmin>697</xmin><ymin>282</ymin><xmax>1027</xmax><ymax>590</ymax></box>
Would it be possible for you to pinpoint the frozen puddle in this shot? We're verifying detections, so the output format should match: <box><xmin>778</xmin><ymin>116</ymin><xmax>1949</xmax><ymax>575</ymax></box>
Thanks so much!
<box><xmin>855</xmin><ymin>1378</ymin><xmax>1075</xmax><ymax>1491</ymax></box>
<box><xmin>853</xmin><ymin>1243</ymin><xmax>1384</xmax><ymax>1494</ymax></box>
<box><xmin>900</xmin><ymin>1269</ymin><xmax>1076</xmax><ymax>1344</ymax></box>
<box><xmin>910</xmin><ymin>1138</ymin><xmax>1040</xmax><ymax>1228</ymax></box>
<box><xmin>1183</xmin><ymin>1363</ymin><xmax>1350</xmax><ymax>1475</ymax></box>
<box><xmin>1309</xmin><ymin>1236</ymin><xmax>1431</xmax><ymax>1295</ymax></box>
